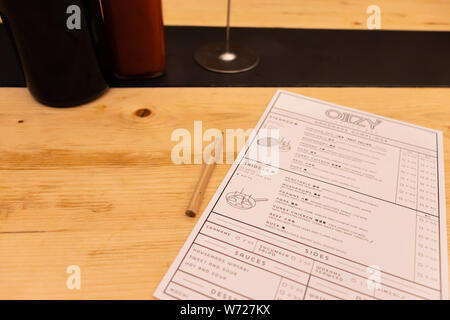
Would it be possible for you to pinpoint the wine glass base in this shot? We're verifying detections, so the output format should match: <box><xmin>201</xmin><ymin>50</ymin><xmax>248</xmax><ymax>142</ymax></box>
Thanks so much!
<box><xmin>194</xmin><ymin>42</ymin><xmax>259</xmax><ymax>74</ymax></box>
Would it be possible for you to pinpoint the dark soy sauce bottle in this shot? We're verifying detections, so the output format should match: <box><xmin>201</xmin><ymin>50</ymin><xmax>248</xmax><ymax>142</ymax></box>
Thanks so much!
<box><xmin>0</xmin><ymin>0</ymin><xmax>109</xmax><ymax>107</ymax></box>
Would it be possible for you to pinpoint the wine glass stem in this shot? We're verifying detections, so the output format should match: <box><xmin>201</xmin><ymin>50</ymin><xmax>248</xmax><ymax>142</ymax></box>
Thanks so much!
<box><xmin>226</xmin><ymin>0</ymin><xmax>231</xmax><ymax>53</ymax></box>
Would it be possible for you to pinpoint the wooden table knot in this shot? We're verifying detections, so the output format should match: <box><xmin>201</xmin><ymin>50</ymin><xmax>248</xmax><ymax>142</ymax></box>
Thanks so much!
<box><xmin>135</xmin><ymin>108</ymin><xmax>152</xmax><ymax>118</ymax></box>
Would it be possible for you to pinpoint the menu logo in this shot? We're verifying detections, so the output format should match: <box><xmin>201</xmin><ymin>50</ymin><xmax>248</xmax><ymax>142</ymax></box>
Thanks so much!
<box><xmin>325</xmin><ymin>109</ymin><xmax>382</xmax><ymax>130</ymax></box>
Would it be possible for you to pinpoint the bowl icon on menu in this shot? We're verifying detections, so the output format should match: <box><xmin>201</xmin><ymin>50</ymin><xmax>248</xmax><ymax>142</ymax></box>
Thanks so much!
<box><xmin>226</xmin><ymin>188</ymin><xmax>268</xmax><ymax>210</ymax></box>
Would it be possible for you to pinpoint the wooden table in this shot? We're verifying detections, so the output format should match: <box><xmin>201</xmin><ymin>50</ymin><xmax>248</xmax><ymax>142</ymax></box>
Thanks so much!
<box><xmin>1</xmin><ymin>0</ymin><xmax>449</xmax><ymax>299</ymax></box>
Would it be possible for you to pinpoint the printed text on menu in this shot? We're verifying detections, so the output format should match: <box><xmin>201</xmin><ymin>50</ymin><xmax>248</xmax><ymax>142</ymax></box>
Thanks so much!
<box><xmin>155</xmin><ymin>90</ymin><xmax>448</xmax><ymax>300</ymax></box>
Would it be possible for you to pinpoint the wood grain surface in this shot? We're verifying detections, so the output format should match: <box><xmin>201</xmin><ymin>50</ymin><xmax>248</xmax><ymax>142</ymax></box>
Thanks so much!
<box><xmin>0</xmin><ymin>0</ymin><xmax>449</xmax><ymax>299</ymax></box>
<box><xmin>163</xmin><ymin>0</ymin><xmax>450</xmax><ymax>30</ymax></box>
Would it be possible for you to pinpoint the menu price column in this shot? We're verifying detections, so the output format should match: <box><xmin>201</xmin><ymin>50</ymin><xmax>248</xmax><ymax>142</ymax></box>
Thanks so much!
<box><xmin>396</xmin><ymin>149</ymin><xmax>419</xmax><ymax>208</ymax></box>
<box><xmin>417</xmin><ymin>154</ymin><xmax>438</xmax><ymax>215</ymax></box>
<box><xmin>415</xmin><ymin>213</ymin><xmax>440</xmax><ymax>288</ymax></box>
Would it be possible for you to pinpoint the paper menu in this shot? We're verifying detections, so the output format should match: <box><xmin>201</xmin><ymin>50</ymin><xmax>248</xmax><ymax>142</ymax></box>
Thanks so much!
<box><xmin>155</xmin><ymin>90</ymin><xmax>448</xmax><ymax>300</ymax></box>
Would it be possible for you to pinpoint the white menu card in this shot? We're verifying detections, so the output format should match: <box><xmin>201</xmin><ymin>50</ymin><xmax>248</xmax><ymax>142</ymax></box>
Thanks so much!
<box><xmin>155</xmin><ymin>90</ymin><xmax>448</xmax><ymax>300</ymax></box>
